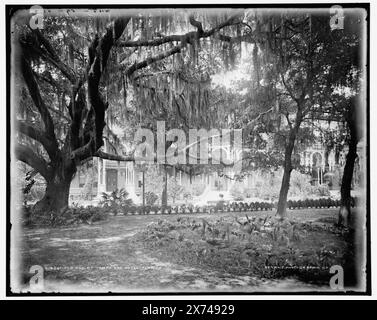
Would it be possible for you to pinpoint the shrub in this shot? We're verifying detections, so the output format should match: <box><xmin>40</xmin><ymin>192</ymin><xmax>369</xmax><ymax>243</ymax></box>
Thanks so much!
<box><xmin>324</xmin><ymin>168</ymin><xmax>342</xmax><ymax>189</ymax></box>
<box><xmin>182</xmin><ymin>189</ymin><xmax>193</xmax><ymax>203</ymax></box>
<box><xmin>138</xmin><ymin>216</ymin><xmax>345</xmax><ymax>284</ymax></box>
<box><xmin>99</xmin><ymin>188</ymin><xmax>133</xmax><ymax>214</ymax></box>
<box><xmin>310</xmin><ymin>184</ymin><xmax>331</xmax><ymax>197</ymax></box>
<box><xmin>145</xmin><ymin>191</ymin><xmax>158</xmax><ymax>206</ymax></box>
<box><xmin>74</xmin><ymin>205</ymin><xmax>107</xmax><ymax>222</ymax></box>
<box><xmin>143</xmin><ymin>205</ymin><xmax>152</xmax><ymax>214</ymax></box>
<box><xmin>168</xmin><ymin>177</ymin><xmax>185</xmax><ymax>204</ymax></box>
<box><xmin>23</xmin><ymin>205</ymin><xmax>109</xmax><ymax>227</ymax></box>
<box><xmin>21</xmin><ymin>179</ymin><xmax>45</xmax><ymax>205</ymax></box>
<box><xmin>254</xmin><ymin>173</ymin><xmax>281</xmax><ymax>200</ymax></box>
<box><xmin>288</xmin><ymin>171</ymin><xmax>312</xmax><ymax>197</ymax></box>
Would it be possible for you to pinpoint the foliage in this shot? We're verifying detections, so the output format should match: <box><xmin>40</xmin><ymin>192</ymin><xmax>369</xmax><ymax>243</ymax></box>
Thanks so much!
<box><xmin>22</xmin><ymin>178</ymin><xmax>45</xmax><ymax>204</ymax></box>
<box><xmin>254</xmin><ymin>174</ymin><xmax>281</xmax><ymax>201</ymax></box>
<box><xmin>143</xmin><ymin>165</ymin><xmax>164</xmax><ymax>202</ymax></box>
<box><xmin>99</xmin><ymin>188</ymin><xmax>134</xmax><ymax>214</ymax></box>
<box><xmin>288</xmin><ymin>171</ymin><xmax>313</xmax><ymax>197</ymax></box>
<box><xmin>167</xmin><ymin>177</ymin><xmax>185</xmax><ymax>204</ymax></box>
<box><xmin>182</xmin><ymin>188</ymin><xmax>193</xmax><ymax>203</ymax></box>
<box><xmin>136</xmin><ymin>215</ymin><xmax>349</xmax><ymax>284</ymax></box>
<box><xmin>145</xmin><ymin>191</ymin><xmax>158</xmax><ymax>206</ymax></box>
<box><xmin>22</xmin><ymin>195</ymin><xmax>351</xmax><ymax>228</ymax></box>
<box><xmin>22</xmin><ymin>204</ymin><xmax>108</xmax><ymax>227</ymax></box>
<box><xmin>125</xmin><ymin>196</ymin><xmax>349</xmax><ymax>214</ymax></box>
<box><xmin>16</xmin><ymin>162</ymin><xmax>46</xmax><ymax>204</ymax></box>
<box><xmin>231</xmin><ymin>13</ymin><xmax>362</xmax><ymax>217</ymax></box>
<box><xmin>15</xmin><ymin>11</ymin><xmax>248</xmax><ymax>212</ymax></box>
<box><xmin>310</xmin><ymin>185</ymin><xmax>331</xmax><ymax>197</ymax></box>
<box><xmin>324</xmin><ymin>168</ymin><xmax>342</xmax><ymax>189</ymax></box>
<box><xmin>236</xmin><ymin>169</ymin><xmax>331</xmax><ymax>200</ymax></box>
<box><xmin>14</xmin><ymin>14</ymin><xmax>132</xmax><ymax>213</ymax></box>
<box><xmin>13</xmin><ymin>10</ymin><xmax>363</xmax><ymax>217</ymax></box>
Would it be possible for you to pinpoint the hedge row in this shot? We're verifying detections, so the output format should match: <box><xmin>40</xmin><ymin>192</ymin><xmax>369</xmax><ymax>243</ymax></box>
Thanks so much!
<box><xmin>108</xmin><ymin>197</ymin><xmax>356</xmax><ymax>216</ymax></box>
<box><xmin>286</xmin><ymin>198</ymin><xmax>354</xmax><ymax>210</ymax></box>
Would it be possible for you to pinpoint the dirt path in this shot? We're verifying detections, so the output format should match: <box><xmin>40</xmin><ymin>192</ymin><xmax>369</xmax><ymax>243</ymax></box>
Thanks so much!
<box><xmin>18</xmin><ymin>211</ymin><xmax>335</xmax><ymax>293</ymax></box>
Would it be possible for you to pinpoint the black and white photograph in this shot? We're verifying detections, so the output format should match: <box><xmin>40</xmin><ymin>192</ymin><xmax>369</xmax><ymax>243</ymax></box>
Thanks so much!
<box><xmin>6</xmin><ymin>3</ymin><xmax>370</xmax><ymax>294</ymax></box>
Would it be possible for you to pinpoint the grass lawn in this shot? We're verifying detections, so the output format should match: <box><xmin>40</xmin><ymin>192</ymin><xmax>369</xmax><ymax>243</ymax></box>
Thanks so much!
<box><xmin>15</xmin><ymin>208</ymin><xmax>353</xmax><ymax>293</ymax></box>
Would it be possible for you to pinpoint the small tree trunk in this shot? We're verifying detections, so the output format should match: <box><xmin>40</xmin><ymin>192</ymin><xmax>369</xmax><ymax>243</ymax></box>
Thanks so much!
<box><xmin>276</xmin><ymin>121</ymin><xmax>300</xmax><ymax>219</ymax></box>
<box><xmin>339</xmin><ymin>100</ymin><xmax>360</xmax><ymax>227</ymax></box>
<box><xmin>335</xmin><ymin>143</ymin><xmax>343</xmax><ymax>166</ymax></box>
<box><xmin>33</xmin><ymin>160</ymin><xmax>76</xmax><ymax>214</ymax></box>
<box><xmin>276</xmin><ymin>143</ymin><xmax>294</xmax><ymax>218</ymax></box>
<box><xmin>338</xmin><ymin>131</ymin><xmax>358</xmax><ymax>227</ymax></box>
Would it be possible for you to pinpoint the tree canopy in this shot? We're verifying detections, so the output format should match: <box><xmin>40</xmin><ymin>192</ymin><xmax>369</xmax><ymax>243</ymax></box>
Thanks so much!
<box><xmin>12</xmin><ymin>8</ymin><xmax>365</xmax><ymax>215</ymax></box>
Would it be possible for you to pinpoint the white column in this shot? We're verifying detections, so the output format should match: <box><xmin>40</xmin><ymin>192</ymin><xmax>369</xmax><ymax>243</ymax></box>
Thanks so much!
<box><xmin>97</xmin><ymin>157</ymin><xmax>102</xmax><ymax>197</ymax></box>
<box><xmin>125</xmin><ymin>167</ymin><xmax>128</xmax><ymax>185</ymax></box>
<box><xmin>103</xmin><ymin>160</ymin><xmax>107</xmax><ymax>192</ymax></box>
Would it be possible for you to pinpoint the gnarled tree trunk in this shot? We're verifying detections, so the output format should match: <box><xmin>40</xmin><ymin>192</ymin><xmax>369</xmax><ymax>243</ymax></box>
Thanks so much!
<box><xmin>33</xmin><ymin>159</ymin><xmax>76</xmax><ymax>213</ymax></box>
<box><xmin>16</xmin><ymin>18</ymin><xmax>129</xmax><ymax>216</ymax></box>
<box><xmin>15</xmin><ymin>15</ymin><xmax>242</xmax><ymax>216</ymax></box>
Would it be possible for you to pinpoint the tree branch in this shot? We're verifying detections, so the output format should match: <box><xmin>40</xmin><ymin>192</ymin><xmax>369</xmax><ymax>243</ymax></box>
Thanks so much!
<box><xmin>280</xmin><ymin>71</ymin><xmax>299</xmax><ymax>104</ymax></box>
<box><xmin>20</xmin><ymin>54</ymin><xmax>60</xmax><ymax>160</ymax></box>
<box><xmin>244</xmin><ymin>106</ymin><xmax>275</xmax><ymax>132</ymax></box>
<box><xmin>70</xmin><ymin>136</ymin><xmax>95</xmax><ymax>161</ymax></box>
<box><xmin>94</xmin><ymin>150</ymin><xmax>135</xmax><ymax>162</ymax></box>
<box><xmin>30</xmin><ymin>29</ymin><xmax>77</xmax><ymax>83</ymax></box>
<box><xmin>14</xmin><ymin>143</ymin><xmax>50</xmax><ymax>180</ymax></box>
<box><xmin>83</xmin><ymin>17</ymin><xmax>130</xmax><ymax>159</ymax></box>
<box><xmin>117</xmin><ymin>15</ymin><xmax>240</xmax><ymax>48</ymax></box>
<box><xmin>126</xmin><ymin>45</ymin><xmax>182</xmax><ymax>77</ymax></box>
<box><xmin>189</xmin><ymin>15</ymin><xmax>204</xmax><ymax>35</ymax></box>
<box><xmin>120</xmin><ymin>15</ymin><xmax>253</xmax><ymax>78</ymax></box>
<box><xmin>284</xmin><ymin>111</ymin><xmax>293</xmax><ymax>129</ymax></box>
<box><xmin>46</xmin><ymin>105</ymin><xmax>71</xmax><ymax>123</ymax></box>
<box><xmin>16</xmin><ymin>120</ymin><xmax>59</xmax><ymax>159</ymax></box>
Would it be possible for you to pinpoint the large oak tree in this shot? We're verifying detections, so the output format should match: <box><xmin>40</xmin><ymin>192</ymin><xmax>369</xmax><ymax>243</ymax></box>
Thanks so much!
<box><xmin>13</xmin><ymin>9</ymin><xmax>249</xmax><ymax>213</ymax></box>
